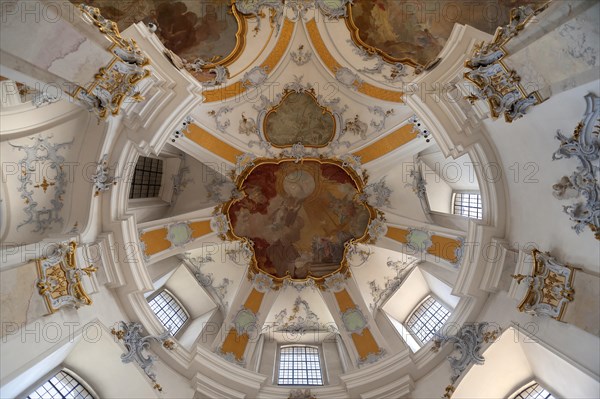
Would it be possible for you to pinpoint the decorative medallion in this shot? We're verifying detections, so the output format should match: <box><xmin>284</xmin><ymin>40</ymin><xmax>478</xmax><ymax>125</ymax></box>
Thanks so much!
<box><xmin>233</xmin><ymin>308</ymin><xmax>259</xmax><ymax>335</ymax></box>
<box><xmin>219</xmin><ymin>157</ymin><xmax>382</xmax><ymax>287</ymax></box>
<box><xmin>341</xmin><ymin>308</ymin><xmax>367</xmax><ymax>333</ymax></box>
<box><xmin>166</xmin><ymin>222</ymin><xmax>193</xmax><ymax>247</ymax></box>
<box><xmin>263</xmin><ymin>90</ymin><xmax>336</xmax><ymax>148</ymax></box>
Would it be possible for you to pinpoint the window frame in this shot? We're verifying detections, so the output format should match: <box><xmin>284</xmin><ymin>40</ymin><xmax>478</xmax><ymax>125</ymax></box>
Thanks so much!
<box><xmin>147</xmin><ymin>288</ymin><xmax>190</xmax><ymax>337</ymax></box>
<box><xmin>128</xmin><ymin>155</ymin><xmax>165</xmax><ymax>200</ymax></box>
<box><xmin>22</xmin><ymin>367</ymin><xmax>98</xmax><ymax>399</ymax></box>
<box><xmin>509</xmin><ymin>381</ymin><xmax>556</xmax><ymax>399</ymax></box>
<box><xmin>404</xmin><ymin>294</ymin><xmax>452</xmax><ymax>347</ymax></box>
<box><xmin>275</xmin><ymin>344</ymin><xmax>327</xmax><ymax>386</ymax></box>
<box><xmin>451</xmin><ymin>190</ymin><xmax>482</xmax><ymax>219</ymax></box>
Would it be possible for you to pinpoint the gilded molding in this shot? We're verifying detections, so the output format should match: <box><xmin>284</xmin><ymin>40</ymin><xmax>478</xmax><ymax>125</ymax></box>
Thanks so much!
<box><xmin>512</xmin><ymin>249</ymin><xmax>579</xmax><ymax>320</ymax></box>
<box><xmin>77</xmin><ymin>5</ymin><xmax>151</xmax><ymax>118</ymax></box>
<box><xmin>35</xmin><ymin>241</ymin><xmax>96</xmax><ymax>313</ymax></box>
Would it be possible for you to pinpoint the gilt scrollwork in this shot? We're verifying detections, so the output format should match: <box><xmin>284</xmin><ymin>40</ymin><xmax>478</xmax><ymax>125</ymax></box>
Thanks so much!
<box><xmin>512</xmin><ymin>249</ymin><xmax>579</xmax><ymax>320</ymax></box>
<box><xmin>76</xmin><ymin>5</ymin><xmax>151</xmax><ymax>118</ymax></box>
<box><xmin>35</xmin><ymin>241</ymin><xmax>96</xmax><ymax>313</ymax></box>
<box><xmin>463</xmin><ymin>5</ymin><xmax>547</xmax><ymax>123</ymax></box>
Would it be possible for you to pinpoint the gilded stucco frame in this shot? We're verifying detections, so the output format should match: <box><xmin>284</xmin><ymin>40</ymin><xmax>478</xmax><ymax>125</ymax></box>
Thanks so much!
<box><xmin>202</xmin><ymin>1</ymin><xmax>249</xmax><ymax>69</ymax></box>
<box><xmin>220</xmin><ymin>157</ymin><xmax>377</xmax><ymax>288</ymax></box>
<box><xmin>344</xmin><ymin>3</ymin><xmax>441</xmax><ymax>72</ymax></box>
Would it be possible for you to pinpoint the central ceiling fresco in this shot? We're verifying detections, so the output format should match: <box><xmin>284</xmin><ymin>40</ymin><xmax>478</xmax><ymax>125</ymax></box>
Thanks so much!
<box><xmin>225</xmin><ymin>159</ymin><xmax>374</xmax><ymax>280</ymax></box>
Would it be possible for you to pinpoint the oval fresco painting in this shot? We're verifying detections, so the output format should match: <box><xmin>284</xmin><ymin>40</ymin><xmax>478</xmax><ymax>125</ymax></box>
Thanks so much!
<box><xmin>346</xmin><ymin>0</ymin><xmax>546</xmax><ymax>69</ymax></box>
<box><xmin>227</xmin><ymin>160</ymin><xmax>372</xmax><ymax>280</ymax></box>
<box><xmin>264</xmin><ymin>91</ymin><xmax>336</xmax><ymax>148</ymax></box>
<box><xmin>70</xmin><ymin>0</ymin><xmax>244</xmax><ymax>77</ymax></box>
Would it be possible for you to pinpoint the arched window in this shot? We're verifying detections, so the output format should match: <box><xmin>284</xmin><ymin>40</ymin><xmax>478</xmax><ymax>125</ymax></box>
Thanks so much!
<box><xmin>27</xmin><ymin>369</ymin><xmax>94</xmax><ymax>399</ymax></box>
<box><xmin>129</xmin><ymin>156</ymin><xmax>164</xmax><ymax>199</ymax></box>
<box><xmin>406</xmin><ymin>296</ymin><xmax>451</xmax><ymax>345</ymax></box>
<box><xmin>148</xmin><ymin>289</ymin><xmax>189</xmax><ymax>335</ymax></box>
<box><xmin>512</xmin><ymin>382</ymin><xmax>556</xmax><ymax>399</ymax></box>
<box><xmin>452</xmin><ymin>192</ymin><xmax>482</xmax><ymax>219</ymax></box>
<box><xmin>277</xmin><ymin>345</ymin><xmax>324</xmax><ymax>386</ymax></box>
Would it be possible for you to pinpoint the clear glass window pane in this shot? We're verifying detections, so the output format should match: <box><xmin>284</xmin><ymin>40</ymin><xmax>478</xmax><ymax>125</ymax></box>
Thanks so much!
<box><xmin>129</xmin><ymin>156</ymin><xmax>163</xmax><ymax>199</ymax></box>
<box><xmin>147</xmin><ymin>290</ymin><xmax>188</xmax><ymax>335</ymax></box>
<box><xmin>27</xmin><ymin>370</ymin><xmax>94</xmax><ymax>399</ymax></box>
<box><xmin>406</xmin><ymin>296</ymin><xmax>451</xmax><ymax>344</ymax></box>
<box><xmin>513</xmin><ymin>382</ymin><xmax>556</xmax><ymax>399</ymax></box>
<box><xmin>453</xmin><ymin>192</ymin><xmax>482</xmax><ymax>219</ymax></box>
<box><xmin>278</xmin><ymin>346</ymin><xmax>323</xmax><ymax>386</ymax></box>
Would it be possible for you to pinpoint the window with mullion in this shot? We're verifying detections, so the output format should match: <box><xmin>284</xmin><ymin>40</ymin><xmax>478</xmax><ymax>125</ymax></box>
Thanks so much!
<box><xmin>148</xmin><ymin>290</ymin><xmax>188</xmax><ymax>335</ymax></box>
<box><xmin>277</xmin><ymin>346</ymin><xmax>323</xmax><ymax>386</ymax></box>
<box><xmin>512</xmin><ymin>382</ymin><xmax>556</xmax><ymax>399</ymax></box>
<box><xmin>129</xmin><ymin>156</ymin><xmax>164</xmax><ymax>199</ymax></box>
<box><xmin>406</xmin><ymin>296</ymin><xmax>451</xmax><ymax>345</ymax></box>
<box><xmin>452</xmin><ymin>192</ymin><xmax>482</xmax><ymax>219</ymax></box>
<box><xmin>27</xmin><ymin>370</ymin><xmax>94</xmax><ymax>399</ymax></box>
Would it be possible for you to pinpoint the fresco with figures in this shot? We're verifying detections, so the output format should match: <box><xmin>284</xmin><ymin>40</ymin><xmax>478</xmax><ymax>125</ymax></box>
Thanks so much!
<box><xmin>70</xmin><ymin>0</ymin><xmax>241</xmax><ymax>66</ymax></box>
<box><xmin>347</xmin><ymin>0</ymin><xmax>546</xmax><ymax>68</ymax></box>
<box><xmin>227</xmin><ymin>161</ymin><xmax>371</xmax><ymax>280</ymax></box>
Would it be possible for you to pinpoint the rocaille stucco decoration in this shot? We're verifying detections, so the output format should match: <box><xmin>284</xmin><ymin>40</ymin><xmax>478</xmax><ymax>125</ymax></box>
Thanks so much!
<box><xmin>463</xmin><ymin>5</ymin><xmax>548</xmax><ymax>123</ymax></box>
<box><xmin>35</xmin><ymin>241</ymin><xmax>97</xmax><ymax>314</ymax></box>
<box><xmin>10</xmin><ymin>135</ymin><xmax>73</xmax><ymax>234</ymax></box>
<box><xmin>184</xmin><ymin>254</ymin><xmax>231</xmax><ymax>313</ymax></box>
<box><xmin>111</xmin><ymin>321</ymin><xmax>175</xmax><ymax>392</ymax></box>
<box><xmin>92</xmin><ymin>154</ymin><xmax>119</xmax><ymax>196</ymax></box>
<box><xmin>552</xmin><ymin>93</ymin><xmax>600</xmax><ymax>240</ymax></box>
<box><xmin>368</xmin><ymin>258</ymin><xmax>418</xmax><ymax>312</ymax></box>
<box><xmin>77</xmin><ymin>5</ymin><xmax>151</xmax><ymax>118</ymax></box>
<box><xmin>273</xmin><ymin>296</ymin><xmax>334</xmax><ymax>333</ymax></box>
<box><xmin>512</xmin><ymin>249</ymin><xmax>579</xmax><ymax>320</ymax></box>
<box><xmin>235</xmin><ymin>0</ymin><xmax>351</xmax><ymax>33</ymax></box>
<box><xmin>432</xmin><ymin>322</ymin><xmax>502</xmax><ymax>385</ymax></box>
